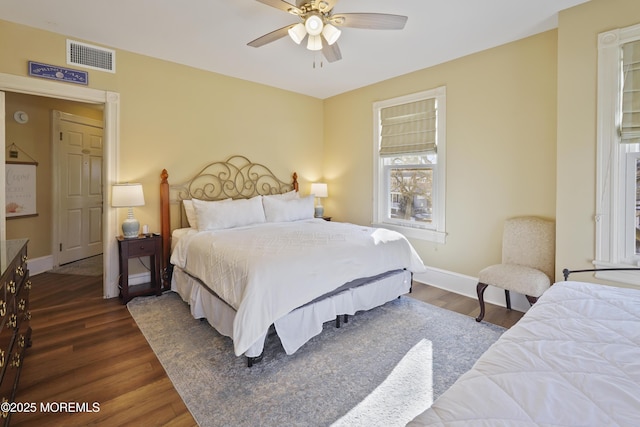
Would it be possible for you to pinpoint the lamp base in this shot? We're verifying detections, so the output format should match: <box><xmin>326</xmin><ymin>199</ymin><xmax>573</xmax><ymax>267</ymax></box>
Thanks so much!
<box><xmin>314</xmin><ymin>205</ymin><xmax>324</xmax><ymax>218</ymax></box>
<box><xmin>122</xmin><ymin>218</ymin><xmax>140</xmax><ymax>238</ymax></box>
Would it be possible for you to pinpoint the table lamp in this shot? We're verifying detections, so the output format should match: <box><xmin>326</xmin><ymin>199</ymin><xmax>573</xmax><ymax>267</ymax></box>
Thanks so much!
<box><xmin>112</xmin><ymin>183</ymin><xmax>145</xmax><ymax>238</ymax></box>
<box><xmin>310</xmin><ymin>183</ymin><xmax>328</xmax><ymax>218</ymax></box>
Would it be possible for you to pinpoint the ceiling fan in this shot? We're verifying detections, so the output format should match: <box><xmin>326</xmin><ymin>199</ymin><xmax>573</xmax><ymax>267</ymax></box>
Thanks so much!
<box><xmin>247</xmin><ymin>0</ymin><xmax>408</xmax><ymax>63</ymax></box>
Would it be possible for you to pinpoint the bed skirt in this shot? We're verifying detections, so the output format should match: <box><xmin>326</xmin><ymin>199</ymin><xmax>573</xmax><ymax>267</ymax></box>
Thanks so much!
<box><xmin>171</xmin><ymin>267</ymin><xmax>412</xmax><ymax>358</ymax></box>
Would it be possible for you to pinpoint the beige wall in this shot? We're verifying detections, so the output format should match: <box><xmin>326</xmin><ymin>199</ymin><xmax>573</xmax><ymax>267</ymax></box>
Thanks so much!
<box><xmin>3</xmin><ymin>0</ymin><xmax>640</xmax><ymax>287</ymax></box>
<box><xmin>556</xmin><ymin>0</ymin><xmax>640</xmax><ymax>282</ymax></box>
<box><xmin>1</xmin><ymin>19</ymin><xmax>324</xmax><ymax>262</ymax></box>
<box><xmin>4</xmin><ymin>92</ymin><xmax>103</xmax><ymax>258</ymax></box>
<box><xmin>324</xmin><ymin>31</ymin><xmax>558</xmax><ymax>278</ymax></box>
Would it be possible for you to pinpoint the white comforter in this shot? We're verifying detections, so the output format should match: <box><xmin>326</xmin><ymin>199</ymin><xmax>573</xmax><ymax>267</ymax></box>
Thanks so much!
<box><xmin>171</xmin><ymin>219</ymin><xmax>425</xmax><ymax>356</ymax></box>
<box><xmin>408</xmin><ymin>280</ymin><xmax>640</xmax><ymax>426</ymax></box>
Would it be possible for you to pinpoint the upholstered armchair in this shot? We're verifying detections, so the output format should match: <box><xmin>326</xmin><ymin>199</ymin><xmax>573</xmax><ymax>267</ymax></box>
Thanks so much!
<box><xmin>475</xmin><ymin>216</ymin><xmax>555</xmax><ymax>322</ymax></box>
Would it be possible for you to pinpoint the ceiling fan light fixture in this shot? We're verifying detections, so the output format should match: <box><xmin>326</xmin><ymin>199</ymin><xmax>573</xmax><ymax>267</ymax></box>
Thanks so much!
<box><xmin>307</xmin><ymin>34</ymin><xmax>322</xmax><ymax>51</ymax></box>
<box><xmin>317</xmin><ymin>1</ymin><xmax>330</xmax><ymax>12</ymax></box>
<box><xmin>288</xmin><ymin>23</ymin><xmax>306</xmax><ymax>44</ymax></box>
<box><xmin>305</xmin><ymin>14</ymin><xmax>324</xmax><ymax>36</ymax></box>
<box><xmin>322</xmin><ymin>23</ymin><xmax>341</xmax><ymax>45</ymax></box>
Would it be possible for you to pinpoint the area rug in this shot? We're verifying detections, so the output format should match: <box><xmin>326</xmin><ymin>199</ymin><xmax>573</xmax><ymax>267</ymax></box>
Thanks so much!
<box><xmin>127</xmin><ymin>292</ymin><xmax>505</xmax><ymax>427</ymax></box>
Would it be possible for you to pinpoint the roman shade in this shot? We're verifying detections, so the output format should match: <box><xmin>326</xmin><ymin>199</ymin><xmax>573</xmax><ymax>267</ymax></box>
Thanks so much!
<box><xmin>379</xmin><ymin>98</ymin><xmax>437</xmax><ymax>155</ymax></box>
<box><xmin>622</xmin><ymin>40</ymin><xmax>640</xmax><ymax>143</ymax></box>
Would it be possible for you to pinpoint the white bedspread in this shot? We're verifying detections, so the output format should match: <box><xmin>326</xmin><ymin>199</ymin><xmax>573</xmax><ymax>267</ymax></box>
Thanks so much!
<box><xmin>171</xmin><ymin>219</ymin><xmax>425</xmax><ymax>356</ymax></box>
<box><xmin>408</xmin><ymin>280</ymin><xmax>640</xmax><ymax>426</ymax></box>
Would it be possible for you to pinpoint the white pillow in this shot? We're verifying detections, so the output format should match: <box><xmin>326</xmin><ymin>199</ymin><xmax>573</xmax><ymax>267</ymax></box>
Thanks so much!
<box><xmin>183</xmin><ymin>200</ymin><xmax>198</xmax><ymax>228</ymax></box>
<box><xmin>193</xmin><ymin>196</ymin><xmax>266</xmax><ymax>231</ymax></box>
<box><xmin>263</xmin><ymin>189</ymin><xmax>299</xmax><ymax>201</ymax></box>
<box><xmin>183</xmin><ymin>198</ymin><xmax>231</xmax><ymax>228</ymax></box>
<box><xmin>262</xmin><ymin>195</ymin><xmax>315</xmax><ymax>223</ymax></box>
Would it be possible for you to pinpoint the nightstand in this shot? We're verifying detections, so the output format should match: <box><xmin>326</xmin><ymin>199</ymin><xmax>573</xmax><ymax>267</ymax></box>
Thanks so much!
<box><xmin>117</xmin><ymin>234</ymin><xmax>162</xmax><ymax>304</ymax></box>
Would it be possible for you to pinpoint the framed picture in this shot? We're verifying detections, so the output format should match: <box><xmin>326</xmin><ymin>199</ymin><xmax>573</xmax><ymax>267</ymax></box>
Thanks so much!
<box><xmin>6</xmin><ymin>162</ymin><xmax>38</xmax><ymax>218</ymax></box>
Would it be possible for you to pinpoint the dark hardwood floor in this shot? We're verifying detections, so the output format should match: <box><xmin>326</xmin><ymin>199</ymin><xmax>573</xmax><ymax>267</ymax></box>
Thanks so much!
<box><xmin>11</xmin><ymin>273</ymin><xmax>523</xmax><ymax>426</ymax></box>
<box><xmin>409</xmin><ymin>281</ymin><xmax>524</xmax><ymax>329</ymax></box>
<box><xmin>11</xmin><ymin>273</ymin><xmax>195</xmax><ymax>427</ymax></box>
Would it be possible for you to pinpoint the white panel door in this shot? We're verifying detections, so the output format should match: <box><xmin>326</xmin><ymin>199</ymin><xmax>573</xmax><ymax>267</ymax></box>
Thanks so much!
<box><xmin>58</xmin><ymin>116</ymin><xmax>103</xmax><ymax>264</ymax></box>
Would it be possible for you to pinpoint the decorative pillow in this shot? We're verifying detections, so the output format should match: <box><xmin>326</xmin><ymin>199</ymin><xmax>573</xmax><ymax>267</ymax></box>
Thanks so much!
<box><xmin>193</xmin><ymin>196</ymin><xmax>266</xmax><ymax>231</ymax></box>
<box><xmin>263</xmin><ymin>189</ymin><xmax>299</xmax><ymax>201</ymax></box>
<box><xmin>183</xmin><ymin>200</ymin><xmax>198</xmax><ymax>228</ymax></box>
<box><xmin>183</xmin><ymin>198</ymin><xmax>231</xmax><ymax>228</ymax></box>
<box><xmin>262</xmin><ymin>195</ymin><xmax>315</xmax><ymax>223</ymax></box>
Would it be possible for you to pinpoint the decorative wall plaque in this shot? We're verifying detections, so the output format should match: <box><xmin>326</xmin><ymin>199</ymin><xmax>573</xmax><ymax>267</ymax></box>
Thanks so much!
<box><xmin>28</xmin><ymin>61</ymin><xmax>88</xmax><ymax>85</ymax></box>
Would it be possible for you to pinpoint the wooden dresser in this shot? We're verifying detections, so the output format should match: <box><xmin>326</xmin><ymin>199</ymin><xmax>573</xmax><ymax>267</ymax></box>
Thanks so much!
<box><xmin>0</xmin><ymin>239</ymin><xmax>31</xmax><ymax>425</ymax></box>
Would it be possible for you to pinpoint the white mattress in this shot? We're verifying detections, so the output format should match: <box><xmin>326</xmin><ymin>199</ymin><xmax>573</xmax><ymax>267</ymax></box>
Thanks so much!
<box><xmin>170</xmin><ymin>221</ymin><xmax>425</xmax><ymax>357</ymax></box>
<box><xmin>408</xmin><ymin>280</ymin><xmax>640</xmax><ymax>426</ymax></box>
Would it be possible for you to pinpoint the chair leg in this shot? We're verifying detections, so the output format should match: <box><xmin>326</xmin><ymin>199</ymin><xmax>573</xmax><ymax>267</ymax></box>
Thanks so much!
<box><xmin>525</xmin><ymin>295</ymin><xmax>538</xmax><ymax>306</ymax></box>
<box><xmin>505</xmin><ymin>289</ymin><xmax>512</xmax><ymax>311</ymax></box>
<box><xmin>476</xmin><ymin>282</ymin><xmax>489</xmax><ymax>322</ymax></box>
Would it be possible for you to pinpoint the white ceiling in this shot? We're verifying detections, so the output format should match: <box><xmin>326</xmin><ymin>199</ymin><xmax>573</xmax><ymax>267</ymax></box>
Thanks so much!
<box><xmin>0</xmin><ymin>0</ymin><xmax>589</xmax><ymax>99</ymax></box>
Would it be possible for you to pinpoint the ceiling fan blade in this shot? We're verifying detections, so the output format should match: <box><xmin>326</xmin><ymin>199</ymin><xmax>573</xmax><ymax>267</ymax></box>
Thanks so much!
<box><xmin>322</xmin><ymin>41</ymin><xmax>342</xmax><ymax>63</ymax></box>
<box><xmin>256</xmin><ymin>0</ymin><xmax>302</xmax><ymax>15</ymax></box>
<box><xmin>330</xmin><ymin>13</ymin><xmax>408</xmax><ymax>30</ymax></box>
<box><xmin>247</xmin><ymin>25</ymin><xmax>293</xmax><ymax>47</ymax></box>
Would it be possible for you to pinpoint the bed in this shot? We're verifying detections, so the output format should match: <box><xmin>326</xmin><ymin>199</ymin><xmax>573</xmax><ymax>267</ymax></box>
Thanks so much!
<box><xmin>159</xmin><ymin>155</ymin><xmax>426</xmax><ymax>366</ymax></box>
<box><xmin>408</xmin><ymin>279</ymin><xmax>640</xmax><ymax>426</ymax></box>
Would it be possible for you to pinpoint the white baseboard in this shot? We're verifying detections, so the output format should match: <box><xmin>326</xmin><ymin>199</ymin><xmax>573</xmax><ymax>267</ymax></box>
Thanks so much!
<box><xmin>27</xmin><ymin>255</ymin><xmax>150</xmax><ymax>287</ymax></box>
<box><xmin>26</xmin><ymin>255</ymin><xmax>54</xmax><ymax>276</ymax></box>
<box><xmin>413</xmin><ymin>266</ymin><xmax>530</xmax><ymax>314</ymax></box>
<box><xmin>129</xmin><ymin>272</ymin><xmax>151</xmax><ymax>286</ymax></box>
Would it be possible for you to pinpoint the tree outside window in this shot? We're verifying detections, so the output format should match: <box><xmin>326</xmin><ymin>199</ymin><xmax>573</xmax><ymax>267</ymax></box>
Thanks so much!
<box><xmin>388</xmin><ymin>158</ymin><xmax>433</xmax><ymax>223</ymax></box>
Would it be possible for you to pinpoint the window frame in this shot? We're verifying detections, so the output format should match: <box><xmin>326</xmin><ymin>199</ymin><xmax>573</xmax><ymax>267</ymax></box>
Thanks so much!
<box><xmin>595</xmin><ymin>23</ymin><xmax>640</xmax><ymax>286</ymax></box>
<box><xmin>372</xmin><ymin>87</ymin><xmax>446</xmax><ymax>243</ymax></box>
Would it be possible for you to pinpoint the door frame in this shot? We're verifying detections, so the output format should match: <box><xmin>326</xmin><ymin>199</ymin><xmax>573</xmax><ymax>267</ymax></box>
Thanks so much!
<box><xmin>52</xmin><ymin>110</ymin><xmax>105</xmax><ymax>267</ymax></box>
<box><xmin>0</xmin><ymin>72</ymin><xmax>120</xmax><ymax>299</ymax></box>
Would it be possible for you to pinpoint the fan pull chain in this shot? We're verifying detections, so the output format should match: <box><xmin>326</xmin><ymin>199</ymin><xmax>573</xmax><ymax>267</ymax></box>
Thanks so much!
<box><xmin>313</xmin><ymin>53</ymin><xmax>323</xmax><ymax>69</ymax></box>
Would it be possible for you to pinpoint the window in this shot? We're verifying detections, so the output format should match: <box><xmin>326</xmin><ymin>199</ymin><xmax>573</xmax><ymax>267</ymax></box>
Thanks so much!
<box><xmin>595</xmin><ymin>24</ymin><xmax>640</xmax><ymax>285</ymax></box>
<box><xmin>373</xmin><ymin>87</ymin><xmax>446</xmax><ymax>243</ymax></box>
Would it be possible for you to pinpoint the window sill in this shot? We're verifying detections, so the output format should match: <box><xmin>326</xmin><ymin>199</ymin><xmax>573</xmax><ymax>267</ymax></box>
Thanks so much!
<box><xmin>590</xmin><ymin>260</ymin><xmax>640</xmax><ymax>289</ymax></box>
<box><xmin>372</xmin><ymin>222</ymin><xmax>446</xmax><ymax>243</ymax></box>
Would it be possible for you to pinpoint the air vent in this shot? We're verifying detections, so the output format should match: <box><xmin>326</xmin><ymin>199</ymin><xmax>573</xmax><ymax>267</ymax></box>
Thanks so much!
<box><xmin>66</xmin><ymin>40</ymin><xmax>115</xmax><ymax>73</ymax></box>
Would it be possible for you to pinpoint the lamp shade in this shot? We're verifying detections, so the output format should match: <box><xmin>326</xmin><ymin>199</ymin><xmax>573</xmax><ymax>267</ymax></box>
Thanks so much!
<box><xmin>112</xmin><ymin>183</ymin><xmax>145</xmax><ymax>207</ymax></box>
<box><xmin>305</xmin><ymin>15</ymin><xmax>324</xmax><ymax>36</ymax></box>
<box><xmin>288</xmin><ymin>23</ymin><xmax>306</xmax><ymax>44</ymax></box>
<box><xmin>322</xmin><ymin>23</ymin><xmax>341</xmax><ymax>45</ymax></box>
<box><xmin>310</xmin><ymin>183</ymin><xmax>328</xmax><ymax>198</ymax></box>
<box><xmin>307</xmin><ymin>34</ymin><xmax>322</xmax><ymax>51</ymax></box>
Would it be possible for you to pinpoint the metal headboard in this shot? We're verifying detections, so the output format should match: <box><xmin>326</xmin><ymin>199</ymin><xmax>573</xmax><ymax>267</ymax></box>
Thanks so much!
<box><xmin>159</xmin><ymin>155</ymin><xmax>298</xmax><ymax>289</ymax></box>
<box><xmin>170</xmin><ymin>155</ymin><xmax>298</xmax><ymax>203</ymax></box>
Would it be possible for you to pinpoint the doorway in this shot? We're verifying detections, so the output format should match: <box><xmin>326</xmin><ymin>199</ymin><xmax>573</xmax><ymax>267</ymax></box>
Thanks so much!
<box><xmin>0</xmin><ymin>73</ymin><xmax>120</xmax><ymax>299</ymax></box>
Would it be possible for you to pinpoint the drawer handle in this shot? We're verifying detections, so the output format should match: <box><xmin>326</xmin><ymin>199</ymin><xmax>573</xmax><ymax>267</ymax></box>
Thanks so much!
<box><xmin>25</xmin><ymin>279</ymin><xmax>32</xmax><ymax>290</ymax></box>
<box><xmin>15</xmin><ymin>266</ymin><xmax>24</xmax><ymax>277</ymax></box>
<box><xmin>10</xmin><ymin>352</ymin><xmax>21</xmax><ymax>368</ymax></box>
<box><xmin>18</xmin><ymin>299</ymin><xmax>25</xmax><ymax>311</ymax></box>
<box><xmin>7</xmin><ymin>314</ymin><xmax>16</xmax><ymax>328</ymax></box>
<box><xmin>24</xmin><ymin>311</ymin><xmax>31</xmax><ymax>321</ymax></box>
<box><xmin>0</xmin><ymin>349</ymin><xmax>5</xmax><ymax>368</ymax></box>
<box><xmin>0</xmin><ymin>300</ymin><xmax>5</xmax><ymax>317</ymax></box>
<box><xmin>8</xmin><ymin>281</ymin><xmax>15</xmax><ymax>294</ymax></box>
<box><xmin>22</xmin><ymin>254</ymin><xmax>28</xmax><ymax>263</ymax></box>
<box><xmin>18</xmin><ymin>334</ymin><xmax>25</xmax><ymax>348</ymax></box>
